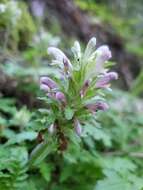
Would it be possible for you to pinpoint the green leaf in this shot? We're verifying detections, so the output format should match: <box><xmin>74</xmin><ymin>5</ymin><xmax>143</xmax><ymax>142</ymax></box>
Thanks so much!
<box><xmin>29</xmin><ymin>140</ymin><xmax>56</xmax><ymax>168</ymax></box>
<box><xmin>102</xmin><ymin>157</ymin><xmax>136</xmax><ymax>174</ymax></box>
<box><xmin>95</xmin><ymin>172</ymin><xmax>131</xmax><ymax>190</ymax></box>
<box><xmin>39</xmin><ymin>162</ymin><xmax>53</xmax><ymax>182</ymax></box>
<box><xmin>64</xmin><ymin>107</ymin><xmax>74</xmax><ymax>120</ymax></box>
<box><xmin>6</xmin><ymin>131</ymin><xmax>37</xmax><ymax>145</ymax></box>
<box><xmin>0</xmin><ymin>98</ymin><xmax>16</xmax><ymax>115</ymax></box>
<box><xmin>83</xmin><ymin>123</ymin><xmax>111</xmax><ymax>147</ymax></box>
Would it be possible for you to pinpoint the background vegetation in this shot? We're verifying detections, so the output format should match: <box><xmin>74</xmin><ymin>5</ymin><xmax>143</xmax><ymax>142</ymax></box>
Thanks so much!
<box><xmin>0</xmin><ymin>0</ymin><xmax>143</xmax><ymax>189</ymax></box>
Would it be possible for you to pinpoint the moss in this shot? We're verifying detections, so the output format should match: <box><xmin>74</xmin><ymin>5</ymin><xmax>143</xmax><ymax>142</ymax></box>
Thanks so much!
<box><xmin>16</xmin><ymin>2</ymin><xmax>36</xmax><ymax>50</ymax></box>
<box><xmin>0</xmin><ymin>1</ymin><xmax>36</xmax><ymax>51</ymax></box>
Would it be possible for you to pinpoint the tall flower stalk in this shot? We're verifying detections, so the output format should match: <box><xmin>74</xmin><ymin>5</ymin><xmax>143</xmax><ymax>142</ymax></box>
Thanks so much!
<box><xmin>29</xmin><ymin>37</ymin><xmax>118</xmax><ymax>166</ymax></box>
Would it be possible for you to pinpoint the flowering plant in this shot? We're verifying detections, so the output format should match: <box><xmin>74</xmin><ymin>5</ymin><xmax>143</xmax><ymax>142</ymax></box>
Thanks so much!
<box><xmin>29</xmin><ymin>37</ymin><xmax>118</xmax><ymax>166</ymax></box>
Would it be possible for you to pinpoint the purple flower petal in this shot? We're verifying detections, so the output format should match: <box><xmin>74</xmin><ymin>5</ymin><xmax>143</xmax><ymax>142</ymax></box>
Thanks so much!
<box><xmin>40</xmin><ymin>84</ymin><xmax>50</xmax><ymax>92</ymax></box>
<box><xmin>95</xmin><ymin>45</ymin><xmax>112</xmax><ymax>74</ymax></box>
<box><xmin>96</xmin><ymin>45</ymin><xmax>112</xmax><ymax>62</ymax></box>
<box><xmin>48</xmin><ymin>47</ymin><xmax>73</xmax><ymax>69</ymax></box>
<box><xmin>96</xmin><ymin>72</ymin><xmax>118</xmax><ymax>88</ymax></box>
<box><xmin>40</xmin><ymin>76</ymin><xmax>58</xmax><ymax>89</ymax></box>
<box><xmin>86</xmin><ymin>102</ymin><xmax>109</xmax><ymax>112</ymax></box>
<box><xmin>55</xmin><ymin>92</ymin><xmax>66</xmax><ymax>103</ymax></box>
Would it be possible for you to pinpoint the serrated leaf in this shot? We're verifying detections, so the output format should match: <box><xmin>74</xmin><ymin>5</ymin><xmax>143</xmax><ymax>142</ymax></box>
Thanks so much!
<box><xmin>95</xmin><ymin>172</ymin><xmax>131</xmax><ymax>190</ymax></box>
<box><xmin>83</xmin><ymin>123</ymin><xmax>111</xmax><ymax>147</ymax></box>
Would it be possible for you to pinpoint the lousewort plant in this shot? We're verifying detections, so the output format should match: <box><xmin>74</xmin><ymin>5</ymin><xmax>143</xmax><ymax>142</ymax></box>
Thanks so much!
<box><xmin>29</xmin><ymin>37</ymin><xmax>118</xmax><ymax>167</ymax></box>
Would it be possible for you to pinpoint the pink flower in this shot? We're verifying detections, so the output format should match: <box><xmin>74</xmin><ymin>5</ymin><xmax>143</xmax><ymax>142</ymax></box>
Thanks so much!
<box><xmin>86</xmin><ymin>102</ymin><xmax>109</xmax><ymax>112</ymax></box>
<box><xmin>40</xmin><ymin>76</ymin><xmax>58</xmax><ymax>89</ymax></box>
<box><xmin>95</xmin><ymin>45</ymin><xmax>112</xmax><ymax>74</ymax></box>
<box><xmin>40</xmin><ymin>84</ymin><xmax>50</xmax><ymax>92</ymax></box>
<box><xmin>96</xmin><ymin>72</ymin><xmax>118</xmax><ymax>88</ymax></box>
<box><xmin>55</xmin><ymin>92</ymin><xmax>66</xmax><ymax>103</ymax></box>
<box><xmin>96</xmin><ymin>45</ymin><xmax>112</xmax><ymax>62</ymax></box>
<box><xmin>48</xmin><ymin>47</ymin><xmax>73</xmax><ymax>70</ymax></box>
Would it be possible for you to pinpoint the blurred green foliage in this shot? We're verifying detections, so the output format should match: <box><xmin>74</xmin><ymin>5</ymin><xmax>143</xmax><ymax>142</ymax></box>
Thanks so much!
<box><xmin>76</xmin><ymin>0</ymin><xmax>143</xmax><ymax>57</ymax></box>
<box><xmin>0</xmin><ymin>0</ymin><xmax>36</xmax><ymax>51</ymax></box>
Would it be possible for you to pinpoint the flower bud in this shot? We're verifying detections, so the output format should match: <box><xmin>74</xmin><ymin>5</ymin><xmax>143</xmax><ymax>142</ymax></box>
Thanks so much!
<box><xmin>95</xmin><ymin>45</ymin><xmax>112</xmax><ymax>74</ymax></box>
<box><xmin>40</xmin><ymin>76</ymin><xmax>58</xmax><ymax>89</ymax></box>
<box><xmin>96</xmin><ymin>72</ymin><xmax>118</xmax><ymax>88</ymax></box>
<box><xmin>96</xmin><ymin>45</ymin><xmax>112</xmax><ymax>61</ymax></box>
<box><xmin>74</xmin><ymin>119</ymin><xmax>82</xmax><ymax>136</ymax></box>
<box><xmin>86</xmin><ymin>102</ymin><xmax>109</xmax><ymax>112</ymax></box>
<box><xmin>48</xmin><ymin>47</ymin><xmax>73</xmax><ymax>69</ymax></box>
<box><xmin>55</xmin><ymin>92</ymin><xmax>66</xmax><ymax>103</ymax></box>
<box><xmin>108</xmin><ymin>72</ymin><xmax>118</xmax><ymax>80</ymax></box>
